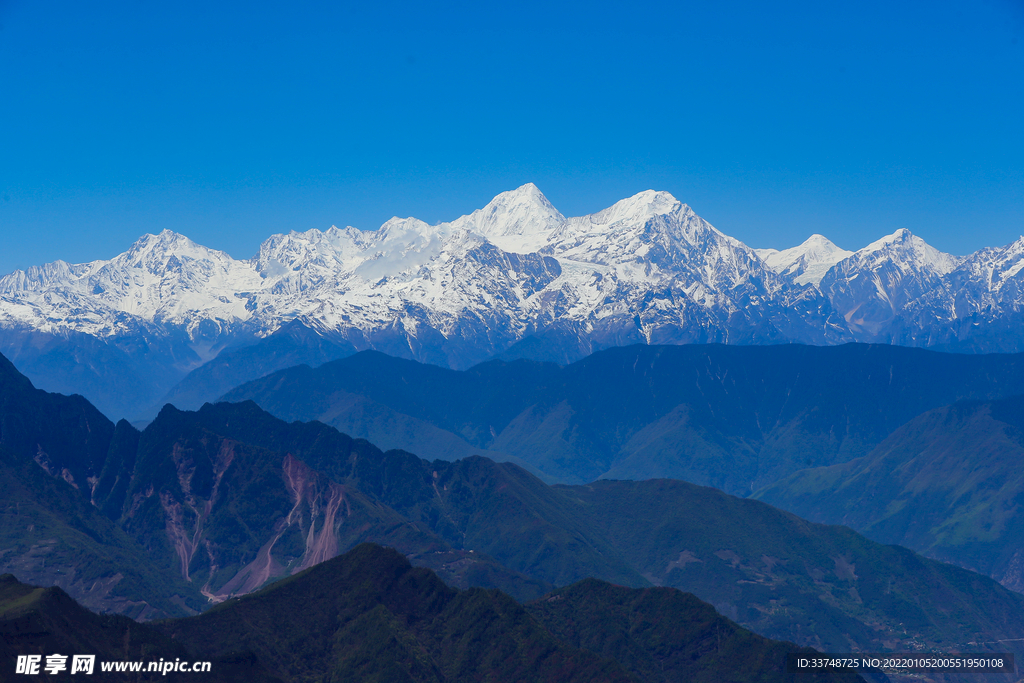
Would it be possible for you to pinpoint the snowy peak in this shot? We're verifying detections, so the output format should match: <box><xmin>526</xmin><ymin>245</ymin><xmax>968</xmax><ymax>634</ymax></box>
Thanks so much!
<box><xmin>0</xmin><ymin>227</ymin><xmax>262</xmax><ymax>337</ymax></box>
<box><xmin>817</xmin><ymin>229</ymin><xmax>962</xmax><ymax>341</ymax></box>
<box><xmin>0</xmin><ymin>229</ymin><xmax>231</xmax><ymax>297</ymax></box>
<box><xmin>987</xmin><ymin>236</ymin><xmax>1024</xmax><ymax>286</ymax></box>
<box><xmin>854</xmin><ymin>228</ymin><xmax>959</xmax><ymax>276</ymax></box>
<box><xmin>586</xmin><ymin>190</ymin><xmax>684</xmax><ymax>229</ymax></box>
<box><xmin>374</xmin><ymin>216</ymin><xmax>442</xmax><ymax>243</ymax></box>
<box><xmin>108</xmin><ymin>230</ymin><xmax>248</xmax><ymax>287</ymax></box>
<box><xmin>0</xmin><ymin>259</ymin><xmax>90</xmax><ymax>294</ymax></box>
<box><xmin>946</xmin><ymin>235</ymin><xmax>1024</xmax><ymax>297</ymax></box>
<box><xmin>353</xmin><ymin>217</ymin><xmax>464</xmax><ymax>282</ymax></box>
<box><xmin>450</xmin><ymin>183</ymin><xmax>565</xmax><ymax>253</ymax></box>
<box><xmin>252</xmin><ymin>226</ymin><xmax>368</xmax><ymax>282</ymax></box>
<box><xmin>540</xmin><ymin>189</ymin><xmax>782</xmax><ymax>313</ymax></box>
<box><xmin>120</xmin><ymin>230</ymin><xmax>225</xmax><ymax>269</ymax></box>
<box><xmin>548</xmin><ymin>190</ymin><xmax>694</xmax><ymax>253</ymax></box>
<box><xmin>756</xmin><ymin>234</ymin><xmax>853</xmax><ymax>287</ymax></box>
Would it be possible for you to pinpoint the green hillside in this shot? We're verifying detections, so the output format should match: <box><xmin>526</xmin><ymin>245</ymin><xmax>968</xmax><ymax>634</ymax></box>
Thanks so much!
<box><xmin>564</xmin><ymin>479</ymin><xmax>1024</xmax><ymax>655</ymax></box>
<box><xmin>755</xmin><ymin>395</ymin><xmax>1024</xmax><ymax>592</ymax></box>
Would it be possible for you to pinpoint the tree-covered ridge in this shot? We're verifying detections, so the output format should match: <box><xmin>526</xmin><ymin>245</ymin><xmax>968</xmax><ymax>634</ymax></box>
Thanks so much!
<box><xmin>526</xmin><ymin>578</ymin><xmax>867</xmax><ymax>683</ymax></box>
<box><xmin>3</xmin><ymin>545</ymin><xmax>863</xmax><ymax>683</ymax></box>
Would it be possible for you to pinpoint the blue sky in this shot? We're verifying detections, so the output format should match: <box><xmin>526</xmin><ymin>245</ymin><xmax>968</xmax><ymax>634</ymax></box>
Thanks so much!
<box><xmin>1</xmin><ymin>0</ymin><xmax>1022</xmax><ymax>275</ymax></box>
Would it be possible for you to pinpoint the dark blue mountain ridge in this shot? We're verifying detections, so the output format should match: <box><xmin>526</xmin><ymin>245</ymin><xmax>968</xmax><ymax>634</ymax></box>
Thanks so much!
<box><xmin>220</xmin><ymin>342</ymin><xmax>1024</xmax><ymax>493</ymax></box>
<box><xmin>3</xmin><ymin>349</ymin><xmax>1024</xmax><ymax>672</ymax></box>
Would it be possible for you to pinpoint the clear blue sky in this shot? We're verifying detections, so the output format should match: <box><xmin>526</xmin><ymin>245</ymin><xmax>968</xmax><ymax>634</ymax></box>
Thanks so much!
<box><xmin>1</xmin><ymin>0</ymin><xmax>1022</xmax><ymax>275</ymax></box>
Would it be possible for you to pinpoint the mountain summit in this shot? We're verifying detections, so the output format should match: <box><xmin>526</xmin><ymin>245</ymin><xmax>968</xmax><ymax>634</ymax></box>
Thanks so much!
<box><xmin>755</xmin><ymin>234</ymin><xmax>853</xmax><ymax>287</ymax></box>
<box><xmin>450</xmin><ymin>182</ymin><xmax>565</xmax><ymax>253</ymax></box>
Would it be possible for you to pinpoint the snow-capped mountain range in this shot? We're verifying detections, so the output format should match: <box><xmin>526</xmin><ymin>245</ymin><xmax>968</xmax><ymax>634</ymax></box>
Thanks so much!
<box><xmin>2</xmin><ymin>183</ymin><xmax>1023</xmax><ymax>417</ymax></box>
